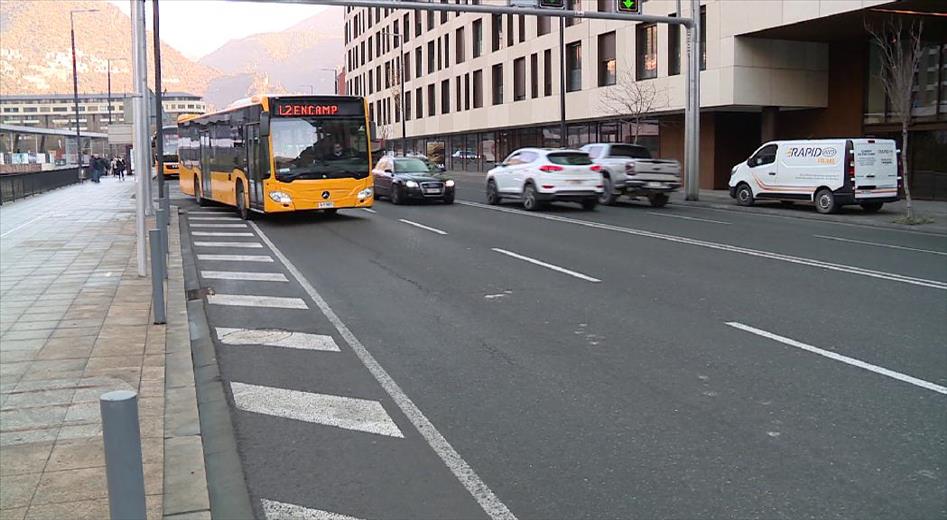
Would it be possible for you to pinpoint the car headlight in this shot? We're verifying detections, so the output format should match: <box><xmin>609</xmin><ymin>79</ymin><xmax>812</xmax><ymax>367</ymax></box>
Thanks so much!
<box><xmin>405</xmin><ymin>180</ymin><xmax>419</xmax><ymax>188</ymax></box>
<box><xmin>357</xmin><ymin>187</ymin><xmax>373</xmax><ymax>200</ymax></box>
<box><xmin>445</xmin><ymin>179</ymin><xmax>455</xmax><ymax>187</ymax></box>
<box><xmin>268</xmin><ymin>191</ymin><xmax>292</xmax><ymax>204</ymax></box>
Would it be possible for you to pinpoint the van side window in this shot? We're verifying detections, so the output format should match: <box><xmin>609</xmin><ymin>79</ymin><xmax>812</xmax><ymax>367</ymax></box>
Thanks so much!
<box><xmin>750</xmin><ymin>144</ymin><xmax>778</xmax><ymax>167</ymax></box>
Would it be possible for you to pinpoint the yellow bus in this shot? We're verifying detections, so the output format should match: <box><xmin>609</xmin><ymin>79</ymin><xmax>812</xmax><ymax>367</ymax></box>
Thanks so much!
<box><xmin>177</xmin><ymin>95</ymin><xmax>374</xmax><ymax>219</ymax></box>
<box><xmin>153</xmin><ymin>124</ymin><xmax>182</xmax><ymax>178</ymax></box>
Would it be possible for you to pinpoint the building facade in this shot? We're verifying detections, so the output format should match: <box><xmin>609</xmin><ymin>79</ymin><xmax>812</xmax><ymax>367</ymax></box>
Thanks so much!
<box><xmin>0</xmin><ymin>92</ymin><xmax>206</xmax><ymax>135</ymax></box>
<box><xmin>343</xmin><ymin>0</ymin><xmax>946</xmax><ymax>199</ymax></box>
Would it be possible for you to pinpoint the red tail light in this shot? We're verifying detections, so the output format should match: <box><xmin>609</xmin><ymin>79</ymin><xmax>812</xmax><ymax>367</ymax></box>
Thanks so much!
<box><xmin>590</xmin><ymin>165</ymin><xmax>601</xmax><ymax>172</ymax></box>
<box><xmin>541</xmin><ymin>184</ymin><xmax>555</xmax><ymax>189</ymax></box>
<box><xmin>539</xmin><ymin>165</ymin><xmax>563</xmax><ymax>172</ymax></box>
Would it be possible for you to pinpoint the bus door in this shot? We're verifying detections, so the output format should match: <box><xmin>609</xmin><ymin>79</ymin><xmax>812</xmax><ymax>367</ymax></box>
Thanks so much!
<box><xmin>199</xmin><ymin>131</ymin><xmax>212</xmax><ymax>198</ymax></box>
<box><xmin>245</xmin><ymin>123</ymin><xmax>264</xmax><ymax>210</ymax></box>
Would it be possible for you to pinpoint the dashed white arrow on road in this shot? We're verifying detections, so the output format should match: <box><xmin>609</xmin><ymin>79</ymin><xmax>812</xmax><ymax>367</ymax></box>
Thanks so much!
<box><xmin>261</xmin><ymin>499</ymin><xmax>363</xmax><ymax>520</ymax></box>
<box><xmin>216</xmin><ymin>327</ymin><xmax>340</xmax><ymax>351</ymax></box>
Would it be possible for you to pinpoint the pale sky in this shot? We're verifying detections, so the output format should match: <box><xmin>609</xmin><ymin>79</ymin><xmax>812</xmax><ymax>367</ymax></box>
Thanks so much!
<box><xmin>108</xmin><ymin>0</ymin><xmax>333</xmax><ymax>60</ymax></box>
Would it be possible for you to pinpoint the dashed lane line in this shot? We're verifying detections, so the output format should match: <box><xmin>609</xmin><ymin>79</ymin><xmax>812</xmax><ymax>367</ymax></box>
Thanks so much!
<box><xmin>813</xmin><ymin>234</ymin><xmax>947</xmax><ymax>256</ymax></box>
<box><xmin>194</xmin><ymin>241</ymin><xmax>263</xmax><ymax>248</ymax></box>
<box><xmin>646</xmin><ymin>211</ymin><xmax>731</xmax><ymax>225</ymax></box>
<box><xmin>230</xmin><ymin>382</ymin><xmax>405</xmax><ymax>437</ymax></box>
<box><xmin>726</xmin><ymin>322</ymin><xmax>947</xmax><ymax>395</ymax></box>
<box><xmin>200</xmin><ymin>271</ymin><xmax>288</xmax><ymax>282</ymax></box>
<box><xmin>492</xmin><ymin>248</ymin><xmax>601</xmax><ymax>283</ymax></box>
<box><xmin>215</xmin><ymin>327</ymin><xmax>340</xmax><ymax>351</ymax></box>
<box><xmin>197</xmin><ymin>254</ymin><xmax>273</xmax><ymax>262</ymax></box>
<box><xmin>458</xmin><ymin>200</ymin><xmax>947</xmax><ymax>291</ymax></box>
<box><xmin>261</xmin><ymin>499</ymin><xmax>363</xmax><ymax>520</ymax></box>
<box><xmin>207</xmin><ymin>294</ymin><xmax>308</xmax><ymax>309</ymax></box>
<box><xmin>250</xmin><ymin>220</ymin><xmax>518</xmax><ymax>520</ymax></box>
<box><xmin>398</xmin><ymin>218</ymin><xmax>448</xmax><ymax>235</ymax></box>
<box><xmin>362</xmin><ymin>208</ymin><xmax>377</xmax><ymax>214</ymax></box>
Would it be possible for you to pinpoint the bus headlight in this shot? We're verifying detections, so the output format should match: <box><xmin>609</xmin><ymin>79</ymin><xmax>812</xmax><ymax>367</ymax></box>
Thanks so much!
<box><xmin>268</xmin><ymin>191</ymin><xmax>292</xmax><ymax>204</ymax></box>
<box><xmin>405</xmin><ymin>180</ymin><xmax>419</xmax><ymax>189</ymax></box>
<box><xmin>357</xmin><ymin>187</ymin><xmax>373</xmax><ymax>200</ymax></box>
<box><xmin>445</xmin><ymin>179</ymin><xmax>455</xmax><ymax>188</ymax></box>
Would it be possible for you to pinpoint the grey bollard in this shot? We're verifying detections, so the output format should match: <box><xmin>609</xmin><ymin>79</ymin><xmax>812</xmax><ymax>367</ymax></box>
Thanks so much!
<box><xmin>100</xmin><ymin>390</ymin><xmax>146</xmax><ymax>520</ymax></box>
<box><xmin>149</xmin><ymin>229</ymin><xmax>166</xmax><ymax>324</ymax></box>
<box><xmin>156</xmin><ymin>208</ymin><xmax>169</xmax><ymax>278</ymax></box>
<box><xmin>161</xmin><ymin>196</ymin><xmax>171</xmax><ymax>226</ymax></box>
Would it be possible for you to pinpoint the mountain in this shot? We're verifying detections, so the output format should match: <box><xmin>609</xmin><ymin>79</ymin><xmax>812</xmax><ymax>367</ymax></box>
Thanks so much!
<box><xmin>200</xmin><ymin>10</ymin><xmax>344</xmax><ymax>110</ymax></box>
<box><xmin>0</xmin><ymin>0</ymin><xmax>219</xmax><ymax>97</ymax></box>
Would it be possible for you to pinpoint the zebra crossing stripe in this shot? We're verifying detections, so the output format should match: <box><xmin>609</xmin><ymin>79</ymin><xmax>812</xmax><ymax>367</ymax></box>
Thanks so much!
<box><xmin>230</xmin><ymin>382</ymin><xmax>404</xmax><ymax>438</ymax></box>
<box><xmin>197</xmin><ymin>254</ymin><xmax>273</xmax><ymax>262</ymax></box>
<box><xmin>189</xmin><ymin>216</ymin><xmax>242</xmax><ymax>221</ymax></box>
<box><xmin>207</xmin><ymin>294</ymin><xmax>308</xmax><ymax>309</ymax></box>
<box><xmin>192</xmin><ymin>231</ymin><xmax>255</xmax><ymax>237</ymax></box>
<box><xmin>190</xmin><ymin>223</ymin><xmax>248</xmax><ymax>228</ymax></box>
<box><xmin>261</xmin><ymin>499</ymin><xmax>363</xmax><ymax>520</ymax></box>
<box><xmin>216</xmin><ymin>327</ymin><xmax>340</xmax><ymax>351</ymax></box>
<box><xmin>194</xmin><ymin>241</ymin><xmax>263</xmax><ymax>248</ymax></box>
<box><xmin>200</xmin><ymin>271</ymin><xmax>288</xmax><ymax>282</ymax></box>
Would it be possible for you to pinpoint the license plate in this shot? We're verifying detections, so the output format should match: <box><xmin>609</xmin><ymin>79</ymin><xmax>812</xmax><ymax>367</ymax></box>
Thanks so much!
<box><xmin>647</xmin><ymin>182</ymin><xmax>662</xmax><ymax>188</ymax></box>
<box><xmin>318</xmin><ymin>201</ymin><xmax>334</xmax><ymax>208</ymax></box>
<box><xmin>424</xmin><ymin>188</ymin><xmax>441</xmax><ymax>194</ymax></box>
<box><xmin>568</xmin><ymin>180</ymin><xmax>583</xmax><ymax>184</ymax></box>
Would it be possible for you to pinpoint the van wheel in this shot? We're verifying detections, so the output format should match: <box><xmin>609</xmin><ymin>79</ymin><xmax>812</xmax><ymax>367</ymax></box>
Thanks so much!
<box><xmin>195</xmin><ymin>178</ymin><xmax>207</xmax><ymax>207</ymax></box>
<box><xmin>648</xmin><ymin>193</ymin><xmax>669</xmax><ymax>208</ymax></box>
<box><xmin>860</xmin><ymin>202</ymin><xmax>883</xmax><ymax>213</ymax></box>
<box><xmin>599</xmin><ymin>176</ymin><xmax>618</xmax><ymax>205</ymax></box>
<box><xmin>735</xmin><ymin>183</ymin><xmax>754</xmax><ymax>206</ymax></box>
<box><xmin>815</xmin><ymin>188</ymin><xmax>837</xmax><ymax>214</ymax></box>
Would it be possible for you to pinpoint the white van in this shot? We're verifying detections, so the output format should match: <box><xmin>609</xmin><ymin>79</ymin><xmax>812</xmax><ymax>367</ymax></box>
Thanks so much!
<box><xmin>728</xmin><ymin>139</ymin><xmax>900</xmax><ymax>214</ymax></box>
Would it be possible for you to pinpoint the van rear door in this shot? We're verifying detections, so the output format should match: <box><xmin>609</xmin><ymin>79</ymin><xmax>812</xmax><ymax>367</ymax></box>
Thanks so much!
<box><xmin>852</xmin><ymin>139</ymin><xmax>898</xmax><ymax>199</ymax></box>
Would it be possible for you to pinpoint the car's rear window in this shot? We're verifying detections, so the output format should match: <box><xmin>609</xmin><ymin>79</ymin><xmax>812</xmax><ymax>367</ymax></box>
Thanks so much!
<box><xmin>609</xmin><ymin>145</ymin><xmax>652</xmax><ymax>159</ymax></box>
<box><xmin>547</xmin><ymin>152</ymin><xmax>592</xmax><ymax>166</ymax></box>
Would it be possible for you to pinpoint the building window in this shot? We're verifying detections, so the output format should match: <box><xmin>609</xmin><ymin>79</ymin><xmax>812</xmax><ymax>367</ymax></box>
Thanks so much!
<box><xmin>368</xmin><ymin>36</ymin><xmax>373</xmax><ymax>61</ymax></box>
<box><xmin>444</xmin><ymin>34</ymin><xmax>450</xmax><ymax>68</ymax></box>
<box><xmin>405</xmin><ymin>89</ymin><xmax>412</xmax><ymax>120</ymax></box>
<box><xmin>404</xmin><ymin>53</ymin><xmax>411</xmax><ymax>81</ymax></box>
<box><xmin>440</xmin><ymin>0</ymin><xmax>448</xmax><ymax>23</ymax></box>
<box><xmin>427</xmin><ymin>10</ymin><xmax>434</xmax><ymax>30</ymax></box>
<box><xmin>404</xmin><ymin>13</ymin><xmax>411</xmax><ymax>42</ymax></box>
<box><xmin>668</xmin><ymin>13</ymin><xmax>681</xmax><ymax>76</ymax></box>
<box><xmin>473</xmin><ymin>69</ymin><xmax>483</xmax><ymax>108</ymax></box>
<box><xmin>437</xmin><ymin>38</ymin><xmax>442</xmax><ymax>71</ymax></box>
<box><xmin>598</xmin><ymin>31</ymin><xmax>616</xmax><ymax>86</ymax></box>
<box><xmin>492</xmin><ymin>63</ymin><xmax>503</xmax><ymax>105</ymax></box>
<box><xmin>456</xmin><ymin>27</ymin><xmax>465</xmax><ymax>64</ymax></box>
<box><xmin>428</xmin><ymin>41</ymin><xmax>435</xmax><ymax>74</ymax></box>
<box><xmin>566</xmin><ymin>0</ymin><xmax>578</xmax><ymax>27</ymax></box>
<box><xmin>415</xmin><ymin>87</ymin><xmax>423</xmax><ymax>118</ymax></box>
<box><xmin>537</xmin><ymin>16</ymin><xmax>550</xmax><ymax>36</ymax></box>
<box><xmin>543</xmin><ymin>49</ymin><xmax>552</xmax><ymax>96</ymax></box>
<box><xmin>530</xmin><ymin>53</ymin><xmax>538</xmax><ymax>99</ymax></box>
<box><xmin>700</xmin><ymin>5</ymin><xmax>707</xmax><ymax>70</ymax></box>
<box><xmin>518</xmin><ymin>15</ymin><xmax>525</xmax><ymax>43</ymax></box>
<box><xmin>506</xmin><ymin>14</ymin><xmax>514</xmax><ymax>47</ymax></box>
<box><xmin>376</xmin><ymin>65</ymin><xmax>382</xmax><ymax>91</ymax></box>
<box><xmin>393</xmin><ymin>21</ymin><xmax>400</xmax><ymax>48</ymax></box>
<box><xmin>492</xmin><ymin>14</ymin><xmax>502</xmax><ymax>52</ymax></box>
<box><xmin>385</xmin><ymin>62</ymin><xmax>391</xmax><ymax>89</ymax></box>
<box><xmin>456</xmin><ymin>76</ymin><xmax>462</xmax><ymax>112</ymax></box>
<box><xmin>369</xmin><ymin>69</ymin><xmax>374</xmax><ymax>94</ymax></box>
<box><xmin>473</xmin><ymin>19</ymin><xmax>483</xmax><ymax>58</ymax></box>
<box><xmin>465</xmin><ymin>73</ymin><xmax>471</xmax><ymax>110</ymax></box>
<box><xmin>513</xmin><ymin>57</ymin><xmax>526</xmax><ymax>101</ymax></box>
<box><xmin>597</xmin><ymin>0</ymin><xmax>612</xmax><ymax>12</ymax></box>
<box><xmin>636</xmin><ymin>24</ymin><xmax>657</xmax><ymax>80</ymax></box>
<box><xmin>428</xmin><ymin>84</ymin><xmax>436</xmax><ymax>116</ymax></box>
<box><xmin>415</xmin><ymin>10</ymin><xmax>422</xmax><ymax>37</ymax></box>
<box><xmin>415</xmin><ymin>47</ymin><xmax>422</xmax><ymax>79</ymax></box>
<box><xmin>566</xmin><ymin>41</ymin><xmax>581</xmax><ymax>92</ymax></box>
<box><xmin>441</xmin><ymin>80</ymin><xmax>450</xmax><ymax>114</ymax></box>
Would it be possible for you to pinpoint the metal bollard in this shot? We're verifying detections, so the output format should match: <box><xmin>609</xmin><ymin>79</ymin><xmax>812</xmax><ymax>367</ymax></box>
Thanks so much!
<box><xmin>161</xmin><ymin>195</ymin><xmax>171</xmax><ymax>227</ymax></box>
<box><xmin>149</xmin><ymin>229</ymin><xmax>166</xmax><ymax>324</ymax></box>
<box><xmin>100</xmin><ymin>390</ymin><xmax>147</xmax><ymax>520</ymax></box>
<box><xmin>156</xmin><ymin>207</ymin><xmax>169</xmax><ymax>278</ymax></box>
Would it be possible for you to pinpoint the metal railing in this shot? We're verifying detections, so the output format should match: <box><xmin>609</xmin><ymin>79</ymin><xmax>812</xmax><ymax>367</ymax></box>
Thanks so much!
<box><xmin>0</xmin><ymin>167</ymin><xmax>82</xmax><ymax>205</ymax></box>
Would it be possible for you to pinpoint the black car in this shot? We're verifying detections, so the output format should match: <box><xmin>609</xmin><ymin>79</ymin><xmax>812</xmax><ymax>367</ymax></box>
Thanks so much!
<box><xmin>372</xmin><ymin>156</ymin><xmax>455</xmax><ymax>204</ymax></box>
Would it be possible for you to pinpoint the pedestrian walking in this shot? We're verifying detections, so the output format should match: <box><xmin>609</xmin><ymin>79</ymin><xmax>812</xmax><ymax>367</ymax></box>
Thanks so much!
<box><xmin>91</xmin><ymin>155</ymin><xmax>104</xmax><ymax>183</ymax></box>
<box><xmin>116</xmin><ymin>158</ymin><xmax>126</xmax><ymax>181</ymax></box>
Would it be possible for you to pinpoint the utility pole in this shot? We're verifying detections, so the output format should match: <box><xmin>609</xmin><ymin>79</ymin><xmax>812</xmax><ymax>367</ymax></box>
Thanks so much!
<box><xmin>152</xmin><ymin>0</ymin><xmax>166</xmax><ymax>202</ymax></box>
<box><xmin>131</xmin><ymin>0</ymin><xmax>147</xmax><ymax>276</ymax></box>
<box><xmin>70</xmin><ymin>8</ymin><xmax>98</xmax><ymax>174</ymax></box>
<box><xmin>559</xmin><ymin>16</ymin><xmax>566</xmax><ymax>148</ymax></box>
<box><xmin>107</xmin><ymin>59</ymin><xmax>113</xmax><ymax>124</ymax></box>
<box><xmin>684</xmin><ymin>0</ymin><xmax>700</xmax><ymax>200</ymax></box>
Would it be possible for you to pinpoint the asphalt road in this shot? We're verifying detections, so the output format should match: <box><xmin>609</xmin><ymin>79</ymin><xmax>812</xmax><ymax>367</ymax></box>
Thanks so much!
<box><xmin>174</xmin><ymin>176</ymin><xmax>947</xmax><ymax>520</ymax></box>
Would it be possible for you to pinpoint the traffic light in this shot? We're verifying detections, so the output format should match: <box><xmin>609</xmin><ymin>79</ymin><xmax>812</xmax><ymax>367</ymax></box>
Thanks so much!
<box><xmin>617</xmin><ymin>0</ymin><xmax>642</xmax><ymax>14</ymax></box>
<box><xmin>539</xmin><ymin>0</ymin><xmax>565</xmax><ymax>9</ymax></box>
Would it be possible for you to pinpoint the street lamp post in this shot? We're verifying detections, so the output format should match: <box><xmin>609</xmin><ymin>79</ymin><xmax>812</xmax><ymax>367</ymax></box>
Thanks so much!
<box><xmin>378</xmin><ymin>30</ymin><xmax>405</xmax><ymax>156</ymax></box>
<box><xmin>70</xmin><ymin>8</ymin><xmax>99</xmax><ymax>173</ymax></box>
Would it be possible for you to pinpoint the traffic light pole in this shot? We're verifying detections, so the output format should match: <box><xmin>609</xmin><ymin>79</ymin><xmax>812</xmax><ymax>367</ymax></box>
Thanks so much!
<box><xmin>229</xmin><ymin>0</ymin><xmax>698</xmax><ymax>199</ymax></box>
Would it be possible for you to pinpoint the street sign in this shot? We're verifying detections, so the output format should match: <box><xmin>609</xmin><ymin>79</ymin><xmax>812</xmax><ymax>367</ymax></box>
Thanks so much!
<box><xmin>510</xmin><ymin>0</ymin><xmax>539</xmax><ymax>7</ymax></box>
<box><xmin>617</xmin><ymin>0</ymin><xmax>642</xmax><ymax>14</ymax></box>
<box><xmin>108</xmin><ymin>124</ymin><xmax>134</xmax><ymax>145</ymax></box>
<box><xmin>539</xmin><ymin>0</ymin><xmax>565</xmax><ymax>9</ymax></box>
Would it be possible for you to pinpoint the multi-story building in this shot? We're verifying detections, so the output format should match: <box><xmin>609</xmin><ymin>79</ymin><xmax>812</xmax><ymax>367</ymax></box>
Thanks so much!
<box><xmin>343</xmin><ymin>0</ymin><xmax>945</xmax><ymax>199</ymax></box>
<box><xmin>0</xmin><ymin>92</ymin><xmax>206</xmax><ymax>134</ymax></box>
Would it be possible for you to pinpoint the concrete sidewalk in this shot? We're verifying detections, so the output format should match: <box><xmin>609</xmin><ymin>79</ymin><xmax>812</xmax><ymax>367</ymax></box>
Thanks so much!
<box><xmin>0</xmin><ymin>178</ymin><xmax>210</xmax><ymax>519</ymax></box>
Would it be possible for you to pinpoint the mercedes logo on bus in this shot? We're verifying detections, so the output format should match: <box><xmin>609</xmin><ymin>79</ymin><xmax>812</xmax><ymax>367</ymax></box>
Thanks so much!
<box><xmin>321</xmin><ymin>191</ymin><xmax>330</xmax><ymax>200</ymax></box>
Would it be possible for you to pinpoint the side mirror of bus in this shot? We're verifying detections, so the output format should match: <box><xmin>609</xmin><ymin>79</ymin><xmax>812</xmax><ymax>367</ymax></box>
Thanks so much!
<box><xmin>260</xmin><ymin>113</ymin><xmax>270</xmax><ymax>136</ymax></box>
<box><xmin>369</xmin><ymin>122</ymin><xmax>378</xmax><ymax>141</ymax></box>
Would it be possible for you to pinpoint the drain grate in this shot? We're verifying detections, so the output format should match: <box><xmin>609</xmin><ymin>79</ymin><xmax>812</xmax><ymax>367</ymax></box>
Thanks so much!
<box><xmin>186</xmin><ymin>287</ymin><xmax>215</xmax><ymax>300</ymax></box>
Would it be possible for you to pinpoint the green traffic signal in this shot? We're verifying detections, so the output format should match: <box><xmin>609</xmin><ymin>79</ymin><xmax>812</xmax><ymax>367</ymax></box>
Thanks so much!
<box><xmin>618</xmin><ymin>0</ymin><xmax>641</xmax><ymax>13</ymax></box>
<box><xmin>539</xmin><ymin>0</ymin><xmax>566</xmax><ymax>8</ymax></box>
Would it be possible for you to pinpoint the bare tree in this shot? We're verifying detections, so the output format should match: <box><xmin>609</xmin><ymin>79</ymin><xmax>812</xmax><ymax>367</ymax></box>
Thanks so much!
<box><xmin>598</xmin><ymin>71</ymin><xmax>668</xmax><ymax>144</ymax></box>
<box><xmin>865</xmin><ymin>18</ymin><xmax>923</xmax><ymax>220</ymax></box>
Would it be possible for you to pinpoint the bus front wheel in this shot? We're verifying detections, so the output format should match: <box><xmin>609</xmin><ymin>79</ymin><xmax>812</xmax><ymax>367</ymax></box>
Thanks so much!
<box><xmin>195</xmin><ymin>178</ymin><xmax>208</xmax><ymax>207</ymax></box>
<box><xmin>236</xmin><ymin>183</ymin><xmax>250</xmax><ymax>220</ymax></box>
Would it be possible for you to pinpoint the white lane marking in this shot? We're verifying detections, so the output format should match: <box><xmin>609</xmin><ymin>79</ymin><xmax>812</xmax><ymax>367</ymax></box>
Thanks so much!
<box><xmin>249</xmin><ymin>221</ymin><xmax>517</xmax><ymax>520</ymax></box>
<box><xmin>192</xmin><ymin>231</ymin><xmax>255</xmax><ymax>237</ymax></box>
<box><xmin>201</xmin><ymin>271</ymin><xmax>288</xmax><ymax>282</ymax></box>
<box><xmin>813</xmin><ymin>235</ymin><xmax>947</xmax><ymax>257</ymax></box>
<box><xmin>194</xmin><ymin>241</ymin><xmax>263</xmax><ymax>248</ymax></box>
<box><xmin>492</xmin><ymin>248</ymin><xmax>601</xmax><ymax>283</ymax></box>
<box><xmin>197</xmin><ymin>254</ymin><xmax>273</xmax><ymax>263</ymax></box>
<box><xmin>190</xmin><ymin>223</ymin><xmax>248</xmax><ymax>228</ymax></box>
<box><xmin>0</xmin><ymin>213</ymin><xmax>48</xmax><ymax>238</ymax></box>
<box><xmin>362</xmin><ymin>208</ymin><xmax>377</xmax><ymax>214</ymax></box>
<box><xmin>188</xmin><ymin>216</ymin><xmax>242</xmax><ymax>221</ymax></box>
<box><xmin>188</xmin><ymin>208</ymin><xmax>233</xmax><ymax>212</ymax></box>
<box><xmin>261</xmin><ymin>499</ymin><xmax>363</xmax><ymax>520</ymax></box>
<box><xmin>459</xmin><ymin>201</ymin><xmax>947</xmax><ymax>291</ymax></box>
<box><xmin>230</xmin><ymin>382</ymin><xmax>404</xmax><ymax>437</ymax></box>
<box><xmin>207</xmin><ymin>294</ymin><xmax>308</xmax><ymax>309</ymax></box>
<box><xmin>646</xmin><ymin>211</ymin><xmax>731</xmax><ymax>225</ymax></box>
<box><xmin>726</xmin><ymin>322</ymin><xmax>947</xmax><ymax>396</ymax></box>
<box><xmin>216</xmin><ymin>327</ymin><xmax>340</xmax><ymax>351</ymax></box>
<box><xmin>398</xmin><ymin>218</ymin><xmax>448</xmax><ymax>235</ymax></box>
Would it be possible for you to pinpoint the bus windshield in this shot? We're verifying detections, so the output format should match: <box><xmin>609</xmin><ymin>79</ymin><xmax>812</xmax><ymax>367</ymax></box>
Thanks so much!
<box><xmin>161</xmin><ymin>128</ymin><xmax>179</xmax><ymax>163</ymax></box>
<box><xmin>271</xmin><ymin>117</ymin><xmax>370</xmax><ymax>182</ymax></box>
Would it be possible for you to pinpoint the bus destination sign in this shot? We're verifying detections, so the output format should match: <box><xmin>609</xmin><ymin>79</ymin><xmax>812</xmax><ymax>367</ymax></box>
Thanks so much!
<box><xmin>273</xmin><ymin>100</ymin><xmax>362</xmax><ymax>118</ymax></box>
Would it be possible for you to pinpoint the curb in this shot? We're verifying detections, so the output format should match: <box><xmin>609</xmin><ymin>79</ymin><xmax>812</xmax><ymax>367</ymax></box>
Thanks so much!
<box><xmin>178</xmin><ymin>208</ymin><xmax>255</xmax><ymax>520</ymax></box>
